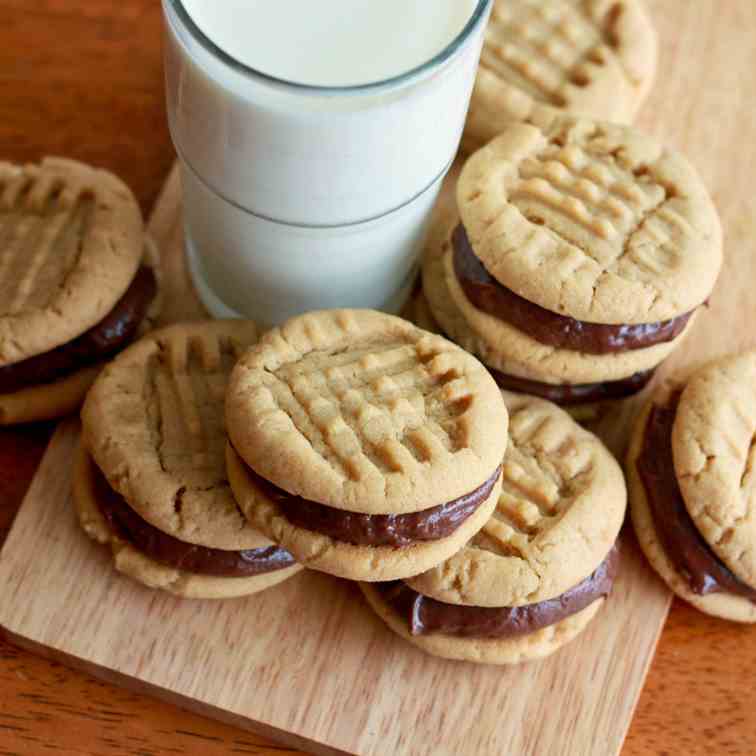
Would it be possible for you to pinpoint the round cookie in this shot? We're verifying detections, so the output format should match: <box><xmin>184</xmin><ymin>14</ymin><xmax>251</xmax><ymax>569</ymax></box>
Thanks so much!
<box><xmin>406</xmin><ymin>391</ymin><xmax>626</xmax><ymax>606</ymax></box>
<box><xmin>0</xmin><ymin>157</ymin><xmax>144</xmax><ymax>365</ymax></box>
<box><xmin>673</xmin><ymin>352</ymin><xmax>756</xmax><ymax>588</ymax></box>
<box><xmin>225</xmin><ymin>309</ymin><xmax>509</xmax><ymax>581</ymax></box>
<box><xmin>0</xmin><ymin>237</ymin><xmax>163</xmax><ymax>426</ymax></box>
<box><xmin>74</xmin><ymin>448</ymin><xmax>301</xmax><ymax>600</ymax></box>
<box><xmin>457</xmin><ymin>119</ymin><xmax>722</xmax><ymax>325</ymax></box>
<box><xmin>360</xmin><ymin>582</ymin><xmax>603</xmax><ymax>665</ymax></box>
<box><xmin>628</xmin><ymin>392</ymin><xmax>756</xmax><ymax>623</ymax></box>
<box><xmin>423</xmin><ymin>208</ymin><xmax>695</xmax><ymax>385</ymax></box>
<box><xmin>82</xmin><ymin>320</ymin><xmax>271</xmax><ymax>550</ymax></box>
<box><xmin>226</xmin><ymin>309</ymin><xmax>507</xmax><ymax>514</ymax></box>
<box><xmin>464</xmin><ymin>0</ymin><xmax>657</xmax><ymax>152</ymax></box>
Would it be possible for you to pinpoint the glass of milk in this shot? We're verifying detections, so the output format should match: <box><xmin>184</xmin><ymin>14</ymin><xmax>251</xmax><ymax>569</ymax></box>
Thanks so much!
<box><xmin>163</xmin><ymin>0</ymin><xmax>492</xmax><ymax>325</ymax></box>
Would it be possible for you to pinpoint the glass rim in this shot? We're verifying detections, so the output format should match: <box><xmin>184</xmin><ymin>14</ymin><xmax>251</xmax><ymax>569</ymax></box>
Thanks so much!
<box><xmin>164</xmin><ymin>0</ymin><xmax>492</xmax><ymax>95</ymax></box>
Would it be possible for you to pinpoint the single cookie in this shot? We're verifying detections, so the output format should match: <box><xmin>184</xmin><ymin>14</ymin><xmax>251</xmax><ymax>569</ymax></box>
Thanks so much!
<box><xmin>361</xmin><ymin>391</ymin><xmax>624</xmax><ymax>663</ymax></box>
<box><xmin>407</xmin><ymin>391</ymin><xmax>626</xmax><ymax>606</ymax></box>
<box><xmin>627</xmin><ymin>364</ymin><xmax>756</xmax><ymax>623</ymax></box>
<box><xmin>464</xmin><ymin>0</ymin><xmax>657</xmax><ymax>151</ymax></box>
<box><xmin>226</xmin><ymin>309</ymin><xmax>509</xmax><ymax>581</ymax></box>
<box><xmin>0</xmin><ymin>157</ymin><xmax>145</xmax><ymax>364</ymax></box>
<box><xmin>74</xmin><ymin>447</ymin><xmax>301</xmax><ymax>600</ymax></box>
<box><xmin>0</xmin><ymin>237</ymin><xmax>162</xmax><ymax>426</ymax></box>
<box><xmin>457</xmin><ymin>119</ymin><xmax>722</xmax><ymax>325</ymax></box>
<box><xmin>674</xmin><ymin>353</ymin><xmax>756</xmax><ymax>587</ymax></box>
<box><xmin>227</xmin><ymin>309</ymin><xmax>508</xmax><ymax>514</ymax></box>
<box><xmin>82</xmin><ymin>320</ymin><xmax>275</xmax><ymax>551</ymax></box>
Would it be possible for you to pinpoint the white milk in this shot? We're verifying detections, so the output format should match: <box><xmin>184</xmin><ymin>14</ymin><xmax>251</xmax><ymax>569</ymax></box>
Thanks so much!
<box><xmin>163</xmin><ymin>0</ymin><xmax>492</xmax><ymax>324</ymax></box>
<box><xmin>181</xmin><ymin>0</ymin><xmax>478</xmax><ymax>87</ymax></box>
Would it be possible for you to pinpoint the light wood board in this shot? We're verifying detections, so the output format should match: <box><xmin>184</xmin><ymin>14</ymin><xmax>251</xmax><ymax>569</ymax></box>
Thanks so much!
<box><xmin>2</xmin><ymin>2</ymin><xmax>756</xmax><ymax>753</ymax></box>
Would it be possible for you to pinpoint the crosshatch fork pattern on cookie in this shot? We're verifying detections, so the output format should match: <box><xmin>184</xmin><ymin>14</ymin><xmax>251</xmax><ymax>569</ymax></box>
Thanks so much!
<box><xmin>482</xmin><ymin>0</ymin><xmax>624</xmax><ymax>107</ymax></box>
<box><xmin>473</xmin><ymin>401</ymin><xmax>593</xmax><ymax>559</ymax></box>
<box><xmin>146</xmin><ymin>330</ymin><xmax>249</xmax><ymax>484</ymax></box>
<box><xmin>262</xmin><ymin>342</ymin><xmax>476</xmax><ymax>482</ymax></box>
<box><xmin>0</xmin><ymin>164</ymin><xmax>93</xmax><ymax>317</ymax></box>
<box><xmin>502</xmin><ymin>126</ymin><xmax>694</xmax><ymax>281</ymax></box>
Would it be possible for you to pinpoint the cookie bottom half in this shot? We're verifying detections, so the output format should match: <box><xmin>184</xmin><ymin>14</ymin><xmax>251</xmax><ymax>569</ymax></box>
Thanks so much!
<box><xmin>74</xmin><ymin>448</ymin><xmax>302</xmax><ymax>599</ymax></box>
<box><xmin>226</xmin><ymin>443</ymin><xmax>502</xmax><ymax>582</ymax></box>
<box><xmin>0</xmin><ymin>364</ymin><xmax>101</xmax><ymax>426</ymax></box>
<box><xmin>627</xmin><ymin>403</ymin><xmax>756</xmax><ymax>623</ymax></box>
<box><xmin>360</xmin><ymin>583</ymin><xmax>603</xmax><ymax>665</ymax></box>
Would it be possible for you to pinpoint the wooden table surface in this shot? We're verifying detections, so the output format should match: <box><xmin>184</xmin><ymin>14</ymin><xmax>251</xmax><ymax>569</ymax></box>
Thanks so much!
<box><xmin>0</xmin><ymin>2</ymin><xmax>754</xmax><ymax>754</ymax></box>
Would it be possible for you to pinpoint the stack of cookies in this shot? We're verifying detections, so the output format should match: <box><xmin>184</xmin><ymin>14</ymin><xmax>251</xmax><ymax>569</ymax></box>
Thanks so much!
<box><xmin>0</xmin><ymin>158</ymin><xmax>161</xmax><ymax>425</ymax></box>
<box><xmin>221</xmin><ymin>310</ymin><xmax>629</xmax><ymax>662</ymax></box>
<box><xmin>423</xmin><ymin>116</ymin><xmax>723</xmax><ymax>415</ymax></box>
<box><xmin>73</xmin><ymin>309</ymin><xmax>631</xmax><ymax>663</ymax></box>
<box><xmin>463</xmin><ymin>0</ymin><xmax>658</xmax><ymax>153</ymax></box>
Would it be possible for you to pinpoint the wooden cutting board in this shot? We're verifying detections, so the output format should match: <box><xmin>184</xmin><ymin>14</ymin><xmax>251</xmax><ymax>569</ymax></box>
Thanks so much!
<box><xmin>2</xmin><ymin>3</ymin><xmax>756</xmax><ymax>753</ymax></box>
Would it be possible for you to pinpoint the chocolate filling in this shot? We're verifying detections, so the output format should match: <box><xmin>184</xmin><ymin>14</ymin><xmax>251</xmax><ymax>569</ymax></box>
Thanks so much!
<box><xmin>452</xmin><ymin>224</ymin><xmax>693</xmax><ymax>355</ymax></box>
<box><xmin>0</xmin><ymin>265</ymin><xmax>157</xmax><ymax>394</ymax></box>
<box><xmin>376</xmin><ymin>545</ymin><xmax>618</xmax><ymax>638</ymax></box>
<box><xmin>636</xmin><ymin>394</ymin><xmax>756</xmax><ymax>602</ymax></box>
<box><xmin>434</xmin><ymin>323</ymin><xmax>654</xmax><ymax>406</ymax></box>
<box><xmin>92</xmin><ymin>462</ymin><xmax>296</xmax><ymax>578</ymax></box>
<box><xmin>246</xmin><ymin>462</ymin><xmax>502</xmax><ymax>548</ymax></box>
<box><xmin>488</xmin><ymin>366</ymin><xmax>654</xmax><ymax>406</ymax></box>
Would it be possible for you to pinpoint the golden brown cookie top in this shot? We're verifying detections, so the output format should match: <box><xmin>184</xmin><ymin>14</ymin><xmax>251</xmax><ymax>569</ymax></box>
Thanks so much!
<box><xmin>226</xmin><ymin>309</ymin><xmax>509</xmax><ymax>515</ymax></box>
<box><xmin>673</xmin><ymin>351</ymin><xmax>756</xmax><ymax>589</ymax></box>
<box><xmin>0</xmin><ymin>157</ymin><xmax>144</xmax><ymax>365</ymax></box>
<box><xmin>457</xmin><ymin>118</ymin><xmax>723</xmax><ymax>325</ymax></box>
<box><xmin>82</xmin><ymin>320</ymin><xmax>265</xmax><ymax>551</ymax></box>
<box><xmin>465</xmin><ymin>0</ymin><xmax>657</xmax><ymax>151</ymax></box>
<box><xmin>407</xmin><ymin>391</ymin><xmax>626</xmax><ymax>606</ymax></box>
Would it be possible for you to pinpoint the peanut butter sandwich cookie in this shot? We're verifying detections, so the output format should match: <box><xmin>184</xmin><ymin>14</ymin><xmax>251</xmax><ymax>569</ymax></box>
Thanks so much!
<box><xmin>464</xmin><ymin>0</ymin><xmax>657</xmax><ymax>152</ymax></box>
<box><xmin>0</xmin><ymin>157</ymin><xmax>161</xmax><ymax>425</ymax></box>
<box><xmin>424</xmin><ymin>118</ymin><xmax>722</xmax><ymax>414</ymax></box>
<box><xmin>362</xmin><ymin>391</ymin><xmax>625</xmax><ymax>664</ymax></box>
<box><xmin>226</xmin><ymin>309</ymin><xmax>509</xmax><ymax>582</ymax></box>
<box><xmin>628</xmin><ymin>352</ymin><xmax>756</xmax><ymax>623</ymax></box>
<box><xmin>77</xmin><ymin>321</ymin><xmax>301</xmax><ymax>599</ymax></box>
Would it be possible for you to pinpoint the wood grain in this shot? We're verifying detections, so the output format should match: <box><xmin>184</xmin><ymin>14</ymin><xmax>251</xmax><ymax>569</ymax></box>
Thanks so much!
<box><xmin>0</xmin><ymin>1</ymin><xmax>755</xmax><ymax>755</ymax></box>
